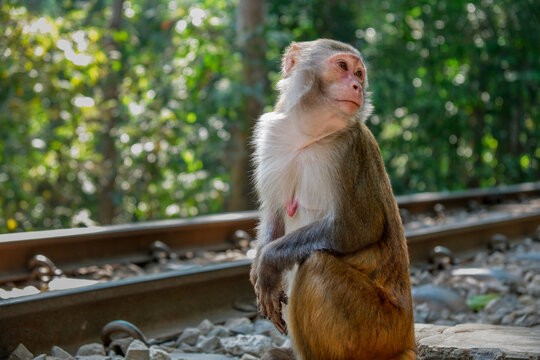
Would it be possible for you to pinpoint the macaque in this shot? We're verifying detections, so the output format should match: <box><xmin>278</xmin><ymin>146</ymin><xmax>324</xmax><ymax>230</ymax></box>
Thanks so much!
<box><xmin>250</xmin><ymin>39</ymin><xmax>416</xmax><ymax>360</ymax></box>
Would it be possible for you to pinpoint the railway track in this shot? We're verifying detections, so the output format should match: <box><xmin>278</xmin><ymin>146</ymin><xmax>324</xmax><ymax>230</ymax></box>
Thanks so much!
<box><xmin>1</xmin><ymin>182</ymin><xmax>539</xmax><ymax>358</ymax></box>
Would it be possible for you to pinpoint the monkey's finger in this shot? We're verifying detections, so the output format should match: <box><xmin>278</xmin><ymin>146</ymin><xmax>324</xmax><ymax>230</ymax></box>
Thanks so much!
<box><xmin>268</xmin><ymin>291</ymin><xmax>286</xmax><ymax>333</ymax></box>
<box><xmin>261</xmin><ymin>291</ymin><xmax>273</xmax><ymax>319</ymax></box>
<box><xmin>279</xmin><ymin>319</ymin><xmax>288</xmax><ymax>335</ymax></box>
<box><xmin>278</xmin><ymin>290</ymin><xmax>288</xmax><ymax>305</ymax></box>
<box><xmin>272</xmin><ymin>292</ymin><xmax>282</xmax><ymax>315</ymax></box>
<box><xmin>274</xmin><ymin>315</ymin><xmax>285</xmax><ymax>334</ymax></box>
<box><xmin>267</xmin><ymin>293</ymin><xmax>277</xmax><ymax>318</ymax></box>
<box><xmin>271</xmin><ymin>311</ymin><xmax>287</xmax><ymax>334</ymax></box>
<box><xmin>254</xmin><ymin>283</ymin><xmax>268</xmax><ymax>316</ymax></box>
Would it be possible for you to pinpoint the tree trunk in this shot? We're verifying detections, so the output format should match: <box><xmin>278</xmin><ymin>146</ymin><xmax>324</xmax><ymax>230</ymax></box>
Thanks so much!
<box><xmin>227</xmin><ymin>0</ymin><xmax>268</xmax><ymax>211</ymax></box>
<box><xmin>97</xmin><ymin>0</ymin><xmax>124</xmax><ymax>224</ymax></box>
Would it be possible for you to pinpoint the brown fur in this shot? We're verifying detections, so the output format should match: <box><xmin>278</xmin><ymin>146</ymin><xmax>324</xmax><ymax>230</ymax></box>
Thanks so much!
<box><xmin>251</xmin><ymin>39</ymin><xmax>415</xmax><ymax>359</ymax></box>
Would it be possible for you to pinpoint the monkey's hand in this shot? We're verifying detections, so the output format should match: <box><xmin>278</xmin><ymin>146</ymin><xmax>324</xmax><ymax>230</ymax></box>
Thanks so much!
<box><xmin>253</xmin><ymin>261</ymin><xmax>288</xmax><ymax>334</ymax></box>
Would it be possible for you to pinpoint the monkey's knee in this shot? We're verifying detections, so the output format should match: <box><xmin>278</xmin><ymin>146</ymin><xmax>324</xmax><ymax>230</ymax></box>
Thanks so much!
<box><xmin>261</xmin><ymin>347</ymin><xmax>295</xmax><ymax>360</ymax></box>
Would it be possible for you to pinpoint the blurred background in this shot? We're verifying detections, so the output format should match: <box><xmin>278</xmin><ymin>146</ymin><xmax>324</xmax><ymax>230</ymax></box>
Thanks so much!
<box><xmin>0</xmin><ymin>0</ymin><xmax>538</xmax><ymax>233</ymax></box>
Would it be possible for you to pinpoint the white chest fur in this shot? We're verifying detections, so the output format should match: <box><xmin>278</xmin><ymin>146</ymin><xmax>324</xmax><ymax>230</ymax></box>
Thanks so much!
<box><xmin>254</xmin><ymin>112</ymin><xmax>339</xmax><ymax>233</ymax></box>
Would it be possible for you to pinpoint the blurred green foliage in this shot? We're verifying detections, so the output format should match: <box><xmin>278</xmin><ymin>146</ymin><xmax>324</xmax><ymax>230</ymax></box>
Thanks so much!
<box><xmin>0</xmin><ymin>0</ymin><xmax>538</xmax><ymax>233</ymax></box>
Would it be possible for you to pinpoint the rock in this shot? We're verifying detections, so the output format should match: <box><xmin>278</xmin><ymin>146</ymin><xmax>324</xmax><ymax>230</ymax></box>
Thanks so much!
<box><xmin>418</xmin><ymin>346</ymin><xmax>506</xmax><ymax>359</ymax></box>
<box><xmin>526</xmin><ymin>274</ymin><xmax>540</xmax><ymax>296</ymax></box>
<box><xmin>414</xmin><ymin>323</ymin><xmax>448</xmax><ymax>342</ymax></box>
<box><xmin>196</xmin><ymin>336</ymin><xmax>221</xmax><ymax>352</ymax></box>
<box><xmin>414</xmin><ymin>270</ymin><xmax>434</xmax><ymax>286</ymax></box>
<box><xmin>224</xmin><ymin>317</ymin><xmax>254</xmax><ymax>335</ymax></box>
<box><xmin>108</xmin><ymin>337</ymin><xmax>134</xmax><ymax>356</ymax></box>
<box><xmin>77</xmin><ymin>344</ymin><xmax>106</xmax><ymax>357</ymax></box>
<box><xmin>207</xmin><ymin>326</ymin><xmax>230</xmax><ymax>338</ymax></box>
<box><xmin>474</xmin><ymin>252</ymin><xmax>489</xmax><ymax>264</ymax></box>
<box><xmin>149</xmin><ymin>346</ymin><xmax>171</xmax><ymax>360</ymax></box>
<box><xmin>36</xmin><ymin>355</ymin><xmax>61</xmax><ymax>360</ymax></box>
<box><xmin>220</xmin><ymin>335</ymin><xmax>272</xmax><ymax>357</ymax></box>
<box><xmin>8</xmin><ymin>344</ymin><xmax>33</xmax><ymax>360</ymax></box>
<box><xmin>514</xmin><ymin>313</ymin><xmax>537</xmax><ymax>327</ymax></box>
<box><xmin>125</xmin><ymin>340</ymin><xmax>149</xmax><ymax>360</ymax></box>
<box><xmin>513</xmin><ymin>252</ymin><xmax>540</xmax><ymax>262</ymax></box>
<box><xmin>176</xmin><ymin>328</ymin><xmax>201</xmax><ymax>346</ymax></box>
<box><xmin>484</xmin><ymin>295</ymin><xmax>515</xmax><ymax>316</ymax></box>
<box><xmin>51</xmin><ymin>346</ymin><xmax>75</xmax><ymax>360</ymax></box>
<box><xmin>501</xmin><ymin>312</ymin><xmax>517</xmax><ymax>325</ymax></box>
<box><xmin>197</xmin><ymin>319</ymin><xmax>215</xmax><ymax>336</ymax></box>
<box><xmin>279</xmin><ymin>339</ymin><xmax>292</xmax><ymax>350</ymax></box>
<box><xmin>517</xmin><ymin>294</ymin><xmax>536</xmax><ymax>307</ymax></box>
<box><xmin>483</xmin><ymin>281</ymin><xmax>510</xmax><ymax>294</ymax></box>
<box><xmin>412</xmin><ymin>285</ymin><xmax>466</xmax><ymax>312</ymax></box>
<box><xmin>417</xmin><ymin>323</ymin><xmax>540</xmax><ymax>358</ymax></box>
<box><xmin>75</xmin><ymin>356</ymin><xmax>110</xmax><ymax>360</ymax></box>
<box><xmin>177</xmin><ymin>343</ymin><xmax>196</xmax><ymax>353</ymax></box>
<box><xmin>488</xmin><ymin>251</ymin><xmax>506</xmax><ymax>265</ymax></box>
<box><xmin>239</xmin><ymin>355</ymin><xmax>259</xmax><ymax>360</ymax></box>
<box><xmin>168</xmin><ymin>354</ymin><xmax>233</xmax><ymax>360</ymax></box>
<box><xmin>451</xmin><ymin>268</ymin><xmax>518</xmax><ymax>283</ymax></box>
<box><xmin>269</xmin><ymin>332</ymin><xmax>287</xmax><ymax>347</ymax></box>
<box><xmin>413</xmin><ymin>302</ymin><xmax>431</xmax><ymax>323</ymax></box>
<box><xmin>253</xmin><ymin>319</ymin><xmax>275</xmax><ymax>337</ymax></box>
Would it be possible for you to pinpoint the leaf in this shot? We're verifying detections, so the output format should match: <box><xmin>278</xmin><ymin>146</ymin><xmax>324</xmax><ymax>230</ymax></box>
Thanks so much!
<box><xmin>466</xmin><ymin>294</ymin><xmax>501</xmax><ymax>311</ymax></box>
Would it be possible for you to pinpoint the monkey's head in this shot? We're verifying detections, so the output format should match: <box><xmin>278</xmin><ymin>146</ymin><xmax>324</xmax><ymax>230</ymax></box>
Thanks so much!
<box><xmin>276</xmin><ymin>39</ymin><xmax>373</xmax><ymax>123</ymax></box>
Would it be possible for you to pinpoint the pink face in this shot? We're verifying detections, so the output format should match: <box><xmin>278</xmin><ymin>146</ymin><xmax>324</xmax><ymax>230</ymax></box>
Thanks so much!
<box><xmin>324</xmin><ymin>52</ymin><xmax>366</xmax><ymax>114</ymax></box>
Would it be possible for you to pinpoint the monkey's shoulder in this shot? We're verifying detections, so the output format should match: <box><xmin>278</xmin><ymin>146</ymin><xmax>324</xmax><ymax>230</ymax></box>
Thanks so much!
<box><xmin>340</xmin><ymin>122</ymin><xmax>380</xmax><ymax>148</ymax></box>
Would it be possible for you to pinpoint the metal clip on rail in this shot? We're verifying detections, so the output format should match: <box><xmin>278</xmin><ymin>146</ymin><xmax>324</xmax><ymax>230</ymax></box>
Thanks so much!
<box><xmin>429</xmin><ymin>246</ymin><xmax>454</xmax><ymax>270</ymax></box>
<box><xmin>28</xmin><ymin>254</ymin><xmax>63</xmax><ymax>289</ymax></box>
<box><xmin>150</xmin><ymin>240</ymin><xmax>178</xmax><ymax>264</ymax></box>
<box><xmin>232</xmin><ymin>229</ymin><xmax>253</xmax><ymax>252</ymax></box>
<box><xmin>489</xmin><ymin>233</ymin><xmax>509</xmax><ymax>252</ymax></box>
<box><xmin>101</xmin><ymin>320</ymin><xmax>157</xmax><ymax>355</ymax></box>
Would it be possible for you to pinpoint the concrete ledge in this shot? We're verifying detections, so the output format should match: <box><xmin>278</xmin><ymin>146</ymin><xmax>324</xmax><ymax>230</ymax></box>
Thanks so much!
<box><xmin>415</xmin><ymin>323</ymin><xmax>540</xmax><ymax>359</ymax></box>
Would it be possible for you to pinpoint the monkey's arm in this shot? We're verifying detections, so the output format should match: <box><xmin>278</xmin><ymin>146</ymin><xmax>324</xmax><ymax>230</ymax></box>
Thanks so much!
<box><xmin>255</xmin><ymin>189</ymin><xmax>386</xmax><ymax>330</ymax></box>
<box><xmin>250</xmin><ymin>207</ymin><xmax>285</xmax><ymax>289</ymax></box>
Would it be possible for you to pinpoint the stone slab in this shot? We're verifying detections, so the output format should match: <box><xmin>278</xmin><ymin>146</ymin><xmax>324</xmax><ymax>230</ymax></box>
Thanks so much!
<box><xmin>416</xmin><ymin>323</ymin><xmax>540</xmax><ymax>359</ymax></box>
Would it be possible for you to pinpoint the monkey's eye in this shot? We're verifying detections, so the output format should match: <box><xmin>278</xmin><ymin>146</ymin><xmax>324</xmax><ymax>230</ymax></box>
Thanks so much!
<box><xmin>337</xmin><ymin>61</ymin><xmax>348</xmax><ymax>71</ymax></box>
<box><xmin>355</xmin><ymin>70</ymin><xmax>363</xmax><ymax>79</ymax></box>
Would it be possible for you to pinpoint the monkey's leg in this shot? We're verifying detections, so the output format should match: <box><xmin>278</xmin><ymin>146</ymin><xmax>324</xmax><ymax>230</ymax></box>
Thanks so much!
<box><xmin>391</xmin><ymin>349</ymin><xmax>417</xmax><ymax>360</ymax></box>
<box><xmin>288</xmin><ymin>252</ymin><xmax>415</xmax><ymax>360</ymax></box>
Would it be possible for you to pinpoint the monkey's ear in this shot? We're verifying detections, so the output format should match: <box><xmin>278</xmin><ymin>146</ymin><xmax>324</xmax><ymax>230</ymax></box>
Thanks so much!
<box><xmin>282</xmin><ymin>43</ymin><xmax>300</xmax><ymax>77</ymax></box>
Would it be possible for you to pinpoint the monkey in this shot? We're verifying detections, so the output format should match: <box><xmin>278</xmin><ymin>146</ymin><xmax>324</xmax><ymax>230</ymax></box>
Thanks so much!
<box><xmin>250</xmin><ymin>39</ymin><xmax>416</xmax><ymax>360</ymax></box>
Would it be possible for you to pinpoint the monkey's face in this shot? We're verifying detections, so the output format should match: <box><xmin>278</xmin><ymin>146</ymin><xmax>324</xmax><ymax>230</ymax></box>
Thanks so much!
<box><xmin>322</xmin><ymin>52</ymin><xmax>366</xmax><ymax>116</ymax></box>
<box><xmin>277</xmin><ymin>40</ymin><xmax>372</xmax><ymax>123</ymax></box>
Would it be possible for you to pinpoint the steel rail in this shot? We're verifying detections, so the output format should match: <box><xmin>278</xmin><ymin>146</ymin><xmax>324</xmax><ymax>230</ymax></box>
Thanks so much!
<box><xmin>1</xmin><ymin>182</ymin><xmax>539</xmax><ymax>281</ymax></box>
<box><xmin>395</xmin><ymin>181</ymin><xmax>540</xmax><ymax>213</ymax></box>
<box><xmin>1</xmin><ymin>210</ymin><xmax>539</xmax><ymax>358</ymax></box>
<box><xmin>0</xmin><ymin>211</ymin><xmax>258</xmax><ymax>282</ymax></box>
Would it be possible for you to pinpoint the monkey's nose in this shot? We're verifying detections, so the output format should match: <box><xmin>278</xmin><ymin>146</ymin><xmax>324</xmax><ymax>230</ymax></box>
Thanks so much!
<box><xmin>352</xmin><ymin>83</ymin><xmax>360</xmax><ymax>91</ymax></box>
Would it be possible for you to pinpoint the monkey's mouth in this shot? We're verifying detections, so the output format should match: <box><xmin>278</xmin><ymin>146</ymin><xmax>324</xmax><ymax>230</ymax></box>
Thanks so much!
<box><xmin>336</xmin><ymin>99</ymin><xmax>360</xmax><ymax>108</ymax></box>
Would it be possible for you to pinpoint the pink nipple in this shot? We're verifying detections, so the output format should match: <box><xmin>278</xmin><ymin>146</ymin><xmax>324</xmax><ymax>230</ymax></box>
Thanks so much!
<box><xmin>286</xmin><ymin>198</ymin><xmax>298</xmax><ymax>217</ymax></box>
